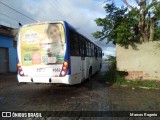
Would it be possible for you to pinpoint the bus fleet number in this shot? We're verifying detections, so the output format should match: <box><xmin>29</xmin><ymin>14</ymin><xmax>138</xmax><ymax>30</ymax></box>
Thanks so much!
<box><xmin>53</xmin><ymin>68</ymin><xmax>61</xmax><ymax>72</ymax></box>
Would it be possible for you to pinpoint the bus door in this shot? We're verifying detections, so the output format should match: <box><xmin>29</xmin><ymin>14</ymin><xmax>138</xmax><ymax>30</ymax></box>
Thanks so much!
<box><xmin>80</xmin><ymin>39</ymin><xmax>86</xmax><ymax>80</ymax></box>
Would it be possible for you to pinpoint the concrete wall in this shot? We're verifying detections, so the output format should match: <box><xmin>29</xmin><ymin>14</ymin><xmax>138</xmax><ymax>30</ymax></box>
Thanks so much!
<box><xmin>116</xmin><ymin>41</ymin><xmax>160</xmax><ymax>81</ymax></box>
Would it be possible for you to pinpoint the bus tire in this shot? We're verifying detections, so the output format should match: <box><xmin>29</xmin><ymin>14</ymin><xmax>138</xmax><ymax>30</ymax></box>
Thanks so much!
<box><xmin>88</xmin><ymin>67</ymin><xmax>92</xmax><ymax>80</ymax></box>
<box><xmin>100</xmin><ymin>63</ymin><xmax>102</xmax><ymax>69</ymax></box>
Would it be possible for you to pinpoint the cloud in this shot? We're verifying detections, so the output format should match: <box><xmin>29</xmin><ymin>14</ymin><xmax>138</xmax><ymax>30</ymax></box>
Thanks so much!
<box><xmin>23</xmin><ymin>0</ymin><xmax>114</xmax><ymax>54</ymax></box>
<box><xmin>0</xmin><ymin>0</ymin><xmax>116</xmax><ymax>57</ymax></box>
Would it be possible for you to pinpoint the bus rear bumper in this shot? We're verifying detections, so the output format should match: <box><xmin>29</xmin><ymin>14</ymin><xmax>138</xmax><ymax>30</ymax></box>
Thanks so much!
<box><xmin>17</xmin><ymin>75</ymin><xmax>78</xmax><ymax>85</ymax></box>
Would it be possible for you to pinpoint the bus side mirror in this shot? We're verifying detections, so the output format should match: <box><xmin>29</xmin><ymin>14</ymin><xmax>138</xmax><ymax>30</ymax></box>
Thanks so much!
<box><xmin>102</xmin><ymin>53</ymin><xmax>104</xmax><ymax>56</ymax></box>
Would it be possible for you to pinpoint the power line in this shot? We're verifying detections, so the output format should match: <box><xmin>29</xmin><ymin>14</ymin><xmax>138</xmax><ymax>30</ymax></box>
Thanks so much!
<box><xmin>46</xmin><ymin>0</ymin><xmax>79</xmax><ymax>26</ymax></box>
<box><xmin>55</xmin><ymin>0</ymin><xmax>82</xmax><ymax>28</ymax></box>
<box><xmin>46</xmin><ymin>0</ymin><xmax>89</xmax><ymax>35</ymax></box>
<box><xmin>46</xmin><ymin>0</ymin><xmax>67</xmax><ymax>21</ymax></box>
<box><xmin>54</xmin><ymin>1</ymin><xmax>93</xmax><ymax>37</ymax></box>
<box><xmin>54</xmin><ymin>1</ymin><xmax>74</xmax><ymax>21</ymax></box>
<box><xmin>0</xmin><ymin>1</ymin><xmax>37</xmax><ymax>22</ymax></box>
<box><xmin>0</xmin><ymin>12</ymin><xmax>24</xmax><ymax>24</ymax></box>
<box><xmin>0</xmin><ymin>18</ymin><xmax>17</xmax><ymax>28</ymax></box>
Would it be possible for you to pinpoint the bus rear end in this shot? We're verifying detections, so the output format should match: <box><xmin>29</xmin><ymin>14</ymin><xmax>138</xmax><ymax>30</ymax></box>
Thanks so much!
<box><xmin>17</xmin><ymin>22</ymin><xmax>71</xmax><ymax>84</ymax></box>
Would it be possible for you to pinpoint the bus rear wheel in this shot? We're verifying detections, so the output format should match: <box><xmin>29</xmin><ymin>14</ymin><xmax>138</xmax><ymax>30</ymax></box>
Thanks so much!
<box><xmin>88</xmin><ymin>67</ymin><xmax>92</xmax><ymax>80</ymax></box>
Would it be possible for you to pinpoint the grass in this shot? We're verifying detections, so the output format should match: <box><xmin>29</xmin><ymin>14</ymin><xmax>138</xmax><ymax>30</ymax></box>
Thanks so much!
<box><xmin>102</xmin><ymin>62</ymin><xmax>160</xmax><ymax>89</ymax></box>
<box><xmin>115</xmin><ymin>73</ymin><xmax>160</xmax><ymax>89</ymax></box>
<box><xmin>104</xmin><ymin>56</ymin><xmax>116</xmax><ymax>62</ymax></box>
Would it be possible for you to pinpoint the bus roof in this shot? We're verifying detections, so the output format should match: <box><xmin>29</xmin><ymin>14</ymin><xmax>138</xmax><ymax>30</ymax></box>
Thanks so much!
<box><xmin>21</xmin><ymin>21</ymin><xmax>67</xmax><ymax>28</ymax></box>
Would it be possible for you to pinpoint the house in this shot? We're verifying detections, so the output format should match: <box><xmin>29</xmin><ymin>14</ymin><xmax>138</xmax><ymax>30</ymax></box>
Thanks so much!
<box><xmin>0</xmin><ymin>25</ymin><xmax>18</xmax><ymax>73</ymax></box>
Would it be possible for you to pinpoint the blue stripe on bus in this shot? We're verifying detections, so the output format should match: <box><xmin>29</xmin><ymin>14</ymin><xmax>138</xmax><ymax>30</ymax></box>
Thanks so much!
<box><xmin>63</xmin><ymin>21</ymin><xmax>71</xmax><ymax>75</ymax></box>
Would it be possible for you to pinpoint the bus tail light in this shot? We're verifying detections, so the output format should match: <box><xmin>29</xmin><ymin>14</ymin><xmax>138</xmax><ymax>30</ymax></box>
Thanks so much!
<box><xmin>17</xmin><ymin>63</ymin><xmax>24</xmax><ymax>76</ymax></box>
<box><xmin>59</xmin><ymin>61</ymin><xmax>69</xmax><ymax>77</ymax></box>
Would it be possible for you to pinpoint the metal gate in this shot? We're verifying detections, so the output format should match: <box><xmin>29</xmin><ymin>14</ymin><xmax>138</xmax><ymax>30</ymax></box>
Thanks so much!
<box><xmin>0</xmin><ymin>47</ymin><xmax>9</xmax><ymax>73</ymax></box>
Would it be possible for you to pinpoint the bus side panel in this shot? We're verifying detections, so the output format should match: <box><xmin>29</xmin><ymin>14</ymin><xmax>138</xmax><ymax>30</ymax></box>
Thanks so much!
<box><xmin>96</xmin><ymin>57</ymin><xmax>102</xmax><ymax>72</ymax></box>
<box><xmin>84</xmin><ymin>57</ymin><xmax>92</xmax><ymax>79</ymax></box>
<box><xmin>85</xmin><ymin>57</ymin><xmax>101</xmax><ymax>77</ymax></box>
<box><xmin>70</xmin><ymin>56</ymin><xmax>83</xmax><ymax>84</ymax></box>
<box><xmin>69</xmin><ymin>56</ymin><xmax>102</xmax><ymax>84</ymax></box>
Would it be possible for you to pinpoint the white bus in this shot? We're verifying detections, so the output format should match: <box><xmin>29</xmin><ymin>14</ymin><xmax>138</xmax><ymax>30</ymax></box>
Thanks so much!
<box><xmin>17</xmin><ymin>21</ymin><xmax>102</xmax><ymax>85</ymax></box>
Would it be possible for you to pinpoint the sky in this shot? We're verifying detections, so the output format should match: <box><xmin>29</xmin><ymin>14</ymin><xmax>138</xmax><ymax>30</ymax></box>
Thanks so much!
<box><xmin>0</xmin><ymin>0</ymin><xmax>135</xmax><ymax>57</ymax></box>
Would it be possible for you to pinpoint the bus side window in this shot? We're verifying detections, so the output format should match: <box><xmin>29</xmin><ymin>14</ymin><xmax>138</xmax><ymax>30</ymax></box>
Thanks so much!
<box><xmin>98</xmin><ymin>48</ymin><xmax>100</xmax><ymax>58</ymax></box>
<box><xmin>69</xmin><ymin>30</ymin><xmax>75</xmax><ymax>55</ymax></box>
<box><xmin>101</xmin><ymin>50</ymin><xmax>103</xmax><ymax>58</ymax></box>
<box><xmin>86</xmin><ymin>40</ymin><xmax>89</xmax><ymax>57</ymax></box>
<box><xmin>87</xmin><ymin>42</ymin><xmax>90</xmax><ymax>57</ymax></box>
<box><xmin>91</xmin><ymin>44</ymin><xmax>94</xmax><ymax>57</ymax></box>
<box><xmin>79</xmin><ymin>36</ymin><xmax>85</xmax><ymax>58</ymax></box>
<box><xmin>89</xmin><ymin>42</ymin><xmax>91</xmax><ymax>57</ymax></box>
<box><xmin>69</xmin><ymin>30</ymin><xmax>80</xmax><ymax>56</ymax></box>
<box><xmin>95</xmin><ymin>47</ymin><xmax>98</xmax><ymax>59</ymax></box>
<box><xmin>74</xmin><ymin>33</ymin><xmax>80</xmax><ymax>56</ymax></box>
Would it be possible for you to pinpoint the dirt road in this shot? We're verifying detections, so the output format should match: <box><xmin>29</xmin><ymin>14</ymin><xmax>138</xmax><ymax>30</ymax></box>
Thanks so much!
<box><xmin>0</xmin><ymin>62</ymin><xmax>160</xmax><ymax>120</ymax></box>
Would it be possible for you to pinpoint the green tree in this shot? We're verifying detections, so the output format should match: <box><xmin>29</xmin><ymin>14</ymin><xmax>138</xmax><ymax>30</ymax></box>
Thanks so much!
<box><xmin>93</xmin><ymin>0</ymin><xmax>160</xmax><ymax>47</ymax></box>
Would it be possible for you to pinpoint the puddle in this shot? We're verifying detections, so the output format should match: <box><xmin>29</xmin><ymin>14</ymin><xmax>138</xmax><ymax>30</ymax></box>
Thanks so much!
<box><xmin>0</xmin><ymin>97</ymin><xmax>4</xmax><ymax>100</ymax></box>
